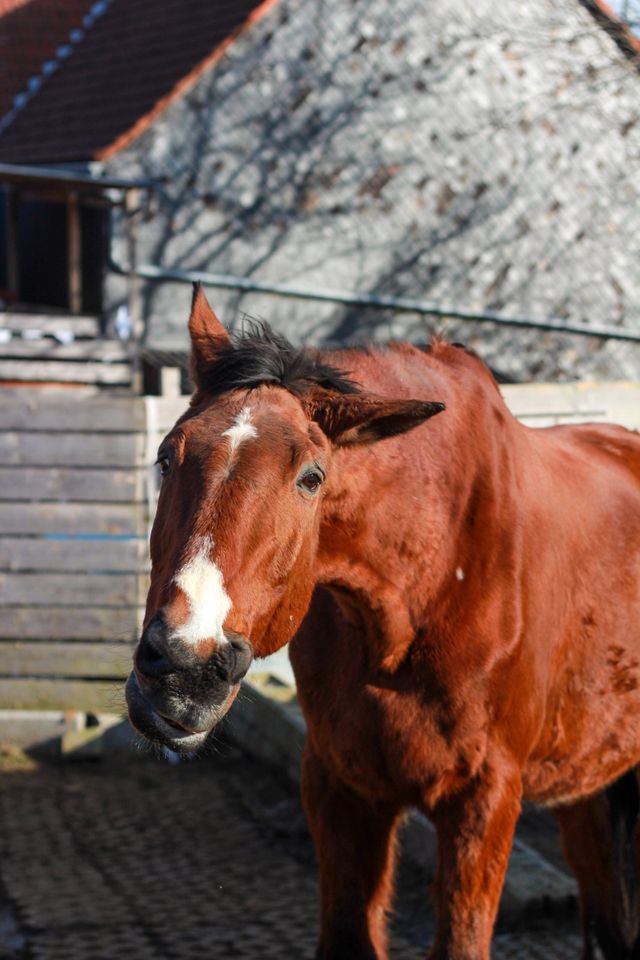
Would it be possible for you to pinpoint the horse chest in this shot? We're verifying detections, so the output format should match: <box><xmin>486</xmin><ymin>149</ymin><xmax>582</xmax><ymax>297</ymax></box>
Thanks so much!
<box><xmin>294</xmin><ymin>651</ymin><xmax>487</xmax><ymax>807</ymax></box>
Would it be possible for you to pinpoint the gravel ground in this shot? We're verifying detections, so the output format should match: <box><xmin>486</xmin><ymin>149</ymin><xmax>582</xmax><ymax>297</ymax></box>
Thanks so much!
<box><xmin>0</xmin><ymin>744</ymin><xmax>584</xmax><ymax>959</ymax></box>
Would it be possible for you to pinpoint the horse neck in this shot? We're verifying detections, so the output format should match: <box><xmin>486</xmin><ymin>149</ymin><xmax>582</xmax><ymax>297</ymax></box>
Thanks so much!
<box><xmin>314</xmin><ymin>349</ymin><xmax>524</xmax><ymax>672</ymax></box>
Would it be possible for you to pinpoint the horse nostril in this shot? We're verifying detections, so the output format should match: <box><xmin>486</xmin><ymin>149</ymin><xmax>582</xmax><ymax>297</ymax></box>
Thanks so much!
<box><xmin>211</xmin><ymin>636</ymin><xmax>252</xmax><ymax>685</ymax></box>
<box><xmin>135</xmin><ymin>634</ymin><xmax>172</xmax><ymax>679</ymax></box>
<box><xmin>229</xmin><ymin>636</ymin><xmax>253</xmax><ymax>684</ymax></box>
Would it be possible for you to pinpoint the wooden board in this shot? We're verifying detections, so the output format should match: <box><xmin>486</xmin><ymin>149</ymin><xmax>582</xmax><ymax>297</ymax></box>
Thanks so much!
<box><xmin>502</xmin><ymin>381</ymin><xmax>640</xmax><ymax>429</ymax></box>
<box><xmin>0</xmin><ymin>606</ymin><xmax>143</xmax><ymax>641</ymax></box>
<box><xmin>0</xmin><ymin>537</ymin><xmax>147</xmax><ymax>573</ymax></box>
<box><xmin>0</xmin><ymin>641</ymin><xmax>133</xmax><ymax>678</ymax></box>
<box><xmin>0</xmin><ymin>359</ymin><xmax>132</xmax><ymax>385</ymax></box>
<box><xmin>0</xmin><ymin>312</ymin><xmax>100</xmax><ymax>337</ymax></box>
<box><xmin>0</xmin><ymin>572</ymin><xmax>139</xmax><ymax>606</ymax></box>
<box><xmin>0</xmin><ymin>467</ymin><xmax>144</xmax><ymax>502</ymax></box>
<box><xmin>151</xmin><ymin>396</ymin><xmax>191</xmax><ymax>431</ymax></box>
<box><xmin>0</xmin><ymin>431</ymin><xmax>144</xmax><ymax>467</ymax></box>
<box><xmin>0</xmin><ymin>678</ymin><xmax>125</xmax><ymax>712</ymax></box>
<box><xmin>0</xmin><ymin>502</ymin><xmax>142</xmax><ymax>536</ymax></box>
<box><xmin>0</xmin><ymin>390</ymin><xmax>146</xmax><ymax>432</ymax></box>
<box><xmin>0</xmin><ymin>340</ymin><xmax>130</xmax><ymax>362</ymax></box>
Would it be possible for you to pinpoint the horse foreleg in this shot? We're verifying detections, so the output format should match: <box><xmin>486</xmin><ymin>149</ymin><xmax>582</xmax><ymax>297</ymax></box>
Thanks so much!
<box><xmin>428</xmin><ymin>760</ymin><xmax>522</xmax><ymax>960</ymax></box>
<box><xmin>554</xmin><ymin>768</ymin><xmax>640</xmax><ymax>960</ymax></box>
<box><xmin>301</xmin><ymin>746</ymin><xmax>401</xmax><ymax>960</ymax></box>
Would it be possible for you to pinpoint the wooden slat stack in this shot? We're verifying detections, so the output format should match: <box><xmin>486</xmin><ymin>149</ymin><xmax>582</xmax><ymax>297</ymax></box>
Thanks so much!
<box><xmin>0</xmin><ymin>311</ymin><xmax>133</xmax><ymax>387</ymax></box>
<box><xmin>0</xmin><ymin>389</ymin><xmax>149</xmax><ymax>712</ymax></box>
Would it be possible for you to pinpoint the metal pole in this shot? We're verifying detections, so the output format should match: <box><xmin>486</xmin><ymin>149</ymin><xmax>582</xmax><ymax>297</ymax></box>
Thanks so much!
<box><xmin>109</xmin><ymin>259</ymin><xmax>640</xmax><ymax>345</ymax></box>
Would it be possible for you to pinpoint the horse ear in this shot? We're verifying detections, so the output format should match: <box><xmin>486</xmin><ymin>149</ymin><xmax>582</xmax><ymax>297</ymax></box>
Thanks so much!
<box><xmin>188</xmin><ymin>282</ymin><xmax>231</xmax><ymax>387</ymax></box>
<box><xmin>305</xmin><ymin>393</ymin><xmax>445</xmax><ymax>446</ymax></box>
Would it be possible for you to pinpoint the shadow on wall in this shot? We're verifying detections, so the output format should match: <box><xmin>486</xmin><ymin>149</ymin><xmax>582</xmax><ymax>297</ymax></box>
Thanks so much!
<box><xmin>107</xmin><ymin>0</ymin><xmax>640</xmax><ymax>380</ymax></box>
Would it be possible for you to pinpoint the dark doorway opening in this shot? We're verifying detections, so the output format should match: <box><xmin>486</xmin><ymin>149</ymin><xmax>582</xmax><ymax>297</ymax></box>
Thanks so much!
<box><xmin>0</xmin><ymin>187</ymin><xmax>106</xmax><ymax>313</ymax></box>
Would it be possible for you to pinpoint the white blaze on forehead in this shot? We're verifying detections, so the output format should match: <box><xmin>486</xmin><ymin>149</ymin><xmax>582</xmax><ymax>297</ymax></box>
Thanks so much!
<box><xmin>222</xmin><ymin>406</ymin><xmax>257</xmax><ymax>453</ymax></box>
<box><xmin>173</xmin><ymin>538</ymin><xmax>232</xmax><ymax>645</ymax></box>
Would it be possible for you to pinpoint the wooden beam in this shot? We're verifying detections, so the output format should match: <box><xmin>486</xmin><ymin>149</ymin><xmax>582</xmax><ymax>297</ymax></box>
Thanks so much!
<box><xmin>4</xmin><ymin>185</ymin><xmax>19</xmax><ymax>301</ymax></box>
<box><xmin>0</xmin><ymin>677</ymin><xmax>125</xmax><ymax>712</ymax></box>
<box><xmin>0</xmin><ymin>390</ymin><xmax>146</xmax><ymax>431</ymax></box>
<box><xmin>125</xmin><ymin>187</ymin><xmax>142</xmax><ymax>339</ymax></box>
<box><xmin>160</xmin><ymin>366</ymin><xmax>182</xmax><ymax>397</ymax></box>
<box><xmin>0</xmin><ymin>340</ymin><xmax>130</xmax><ymax>362</ymax></box>
<box><xmin>67</xmin><ymin>191</ymin><xmax>82</xmax><ymax>314</ymax></box>
<box><xmin>0</xmin><ymin>571</ymin><xmax>139</xmax><ymax>606</ymax></box>
<box><xmin>0</xmin><ymin>641</ymin><xmax>133</xmax><ymax>678</ymax></box>
<box><xmin>0</xmin><ymin>502</ymin><xmax>143</xmax><ymax>536</ymax></box>
<box><xmin>0</xmin><ymin>537</ymin><xmax>147</xmax><ymax>574</ymax></box>
<box><xmin>0</xmin><ymin>359</ymin><xmax>132</xmax><ymax>385</ymax></box>
<box><xmin>0</xmin><ymin>466</ymin><xmax>144</xmax><ymax>503</ymax></box>
<box><xmin>0</xmin><ymin>312</ymin><xmax>100</xmax><ymax>337</ymax></box>
<box><xmin>0</xmin><ymin>606</ymin><xmax>142</xmax><ymax>641</ymax></box>
<box><xmin>0</xmin><ymin>431</ymin><xmax>144</xmax><ymax>468</ymax></box>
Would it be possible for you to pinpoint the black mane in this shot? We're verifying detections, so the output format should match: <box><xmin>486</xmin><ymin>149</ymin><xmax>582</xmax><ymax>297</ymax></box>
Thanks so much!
<box><xmin>197</xmin><ymin>321</ymin><xmax>360</xmax><ymax>397</ymax></box>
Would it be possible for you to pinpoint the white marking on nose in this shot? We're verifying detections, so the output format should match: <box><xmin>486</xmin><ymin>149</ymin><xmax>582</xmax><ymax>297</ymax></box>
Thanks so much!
<box><xmin>222</xmin><ymin>407</ymin><xmax>257</xmax><ymax>453</ymax></box>
<box><xmin>456</xmin><ymin>567</ymin><xmax>465</xmax><ymax>581</ymax></box>
<box><xmin>174</xmin><ymin>538</ymin><xmax>232</xmax><ymax>645</ymax></box>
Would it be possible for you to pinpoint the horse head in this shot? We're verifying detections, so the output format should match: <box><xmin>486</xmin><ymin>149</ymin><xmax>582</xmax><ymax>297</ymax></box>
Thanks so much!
<box><xmin>126</xmin><ymin>285</ymin><xmax>444</xmax><ymax>752</ymax></box>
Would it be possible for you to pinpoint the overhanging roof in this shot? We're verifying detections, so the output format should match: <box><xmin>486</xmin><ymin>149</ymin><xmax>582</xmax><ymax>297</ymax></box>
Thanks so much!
<box><xmin>0</xmin><ymin>161</ymin><xmax>154</xmax><ymax>194</ymax></box>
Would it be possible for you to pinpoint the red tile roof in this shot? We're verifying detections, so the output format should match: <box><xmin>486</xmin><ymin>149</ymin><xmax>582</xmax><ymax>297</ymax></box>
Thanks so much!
<box><xmin>0</xmin><ymin>0</ymin><xmax>279</xmax><ymax>164</ymax></box>
<box><xmin>585</xmin><ymin>0</ymin><xmax>640</xmax><ymax>54</ymax></box>
<box><xmin>0</xmin><ymin>0</ymin><xmax>90</xmax><ymax>119</ymax></box>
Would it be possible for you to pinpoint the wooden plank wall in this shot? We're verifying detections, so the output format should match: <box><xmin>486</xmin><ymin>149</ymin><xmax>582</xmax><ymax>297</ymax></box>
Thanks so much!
<box><xmin>0</xmin><ymin>390</ymin><xmax>149</xmax><ymax>712</ymax></box>
<box><xmin>0</xmin><ymin>312</ymin><xmax>133</xmax><ymax>387</ymax></box>
<box><xmin>501</xmin><ymin>381</ymin><xmax>640</xmax><ymax>430</ymax></box>
<box><xmin>0</xmin><ymin>383</ymin><xmax>637</xmax><ymax>714</ymax></box>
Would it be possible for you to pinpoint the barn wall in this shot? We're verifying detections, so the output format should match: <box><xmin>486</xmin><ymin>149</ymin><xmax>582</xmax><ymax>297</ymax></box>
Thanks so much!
<box><xmin>104</xmin><ymin>0</ymin><xmax>640</xmax><ymax>382</ymax></box>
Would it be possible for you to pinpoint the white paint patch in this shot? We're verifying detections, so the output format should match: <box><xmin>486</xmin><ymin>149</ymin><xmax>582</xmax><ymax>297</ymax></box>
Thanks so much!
<box><xmin>456</xmin><ymin>567</ymin><xmax>465</xmax><ymax>581</ymax></box>
<box><xmin>174</xmin><ymin>538</ymin><xmax>232</xmax><ymax>645</ymax></box>
<box><xmin>222</xmin><ymin>407</ymin><xmax>257</xmax><ymax>454</ymax></box>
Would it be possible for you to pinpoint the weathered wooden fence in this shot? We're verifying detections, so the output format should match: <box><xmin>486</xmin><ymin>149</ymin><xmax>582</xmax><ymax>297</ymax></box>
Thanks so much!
<box><xmin>0</xmin><ymin>381</ymin><xmax>638</xmax><ymax>714</ymax></box>
<box><xmin>0</xmin><ymin>311</ymin><xmax>134</xmax><ymax>387</ymax></box>
<box><xmin>0</xmin><ymin>390</ymin><xmax>176</xmax><ymax>712</ymax></box>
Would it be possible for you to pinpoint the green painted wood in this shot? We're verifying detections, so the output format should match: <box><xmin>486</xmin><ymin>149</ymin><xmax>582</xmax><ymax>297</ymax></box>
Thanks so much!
<box><xmin>0</xmin><ymin>641</ymin><xmax>133</xmax><ymax>678</ymax></box>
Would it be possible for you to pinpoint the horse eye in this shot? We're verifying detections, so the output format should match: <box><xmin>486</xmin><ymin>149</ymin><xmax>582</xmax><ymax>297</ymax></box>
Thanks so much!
<box><xmin>298</xmin><ymin>470</ymin><xmax>323</xmax><ymax>495</ymax></box>
<box><xmin>157</xmin><ymin>456</ymin><xmax>171</xmax><ymax>477</ymax></box>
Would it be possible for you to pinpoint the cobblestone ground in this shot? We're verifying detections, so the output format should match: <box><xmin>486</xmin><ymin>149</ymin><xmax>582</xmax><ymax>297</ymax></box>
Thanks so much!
<box><xmin>0</xmin><ymin>745</ymin><xmax>583</xmax><ymax>960</ymax></box>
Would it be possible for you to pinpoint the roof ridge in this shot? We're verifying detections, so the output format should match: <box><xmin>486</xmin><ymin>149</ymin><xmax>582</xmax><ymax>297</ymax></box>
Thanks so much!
<box><xmin>0</xmin><ymin>0</ymin><xmax>115</xmax><ymax>137</ymax></box>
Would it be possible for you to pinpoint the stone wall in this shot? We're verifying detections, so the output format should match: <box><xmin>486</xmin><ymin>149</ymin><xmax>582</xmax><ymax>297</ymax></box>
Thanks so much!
<box><xmin>105</xmin><ymin>0</ymin><xmax>640</xmax><ymax>381</ymax></box>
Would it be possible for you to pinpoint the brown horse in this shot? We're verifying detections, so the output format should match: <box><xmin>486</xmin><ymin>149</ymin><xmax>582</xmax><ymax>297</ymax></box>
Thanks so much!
<box><xmin>126</xmin><ymin>285</ymin><xmax>640</xmax><ymax>960</ymax></box>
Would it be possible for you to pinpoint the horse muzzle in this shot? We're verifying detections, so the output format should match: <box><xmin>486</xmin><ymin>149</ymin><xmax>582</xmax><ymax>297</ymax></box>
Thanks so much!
<box><xmin>125</xmin><ymin>614</ymin><xmax>253</xmax><ymax>753</ymax></box>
